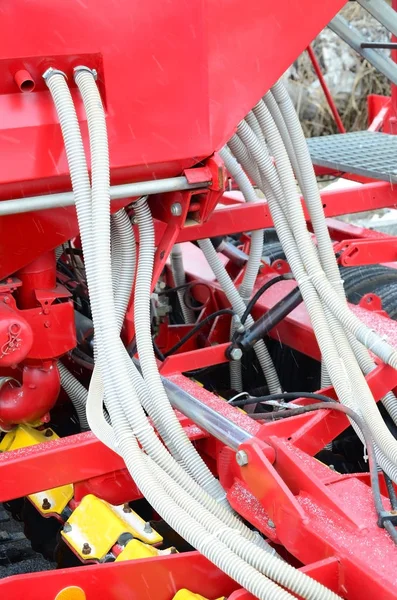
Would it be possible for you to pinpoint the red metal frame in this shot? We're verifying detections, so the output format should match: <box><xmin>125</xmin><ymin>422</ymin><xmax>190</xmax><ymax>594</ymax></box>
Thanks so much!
<box><xmin>3</xmin><ymin>1</ymin><xmax>397</xmax><ymax>597</ymax></box>
<box><xmin>306</xmin><ymin>44</ymin><xmax>346</xmax><ymax>134</ymax></box>
<box><xmin>3</xmin><ymin>176</ymin><xmax>397</xmax><ymax>597</ymax></box>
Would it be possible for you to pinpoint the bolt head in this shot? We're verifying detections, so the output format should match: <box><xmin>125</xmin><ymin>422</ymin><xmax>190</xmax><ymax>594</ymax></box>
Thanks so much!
<box><xmin>267</xmin><ymin>519</ymin><xmax>275</xmax><ymax>528</ymax></box>
<box><xmin>42</xmin><ymin>498</ymin><xmax>51</xmax><ymax>510</ymax></box>
<box><xmin>82</xmin><ymin>542</ymin><xmax>91</xmax><ymax>555</ymax></box>
<box><xmin>63</xmin><ymin>522</ymin><xmax>72</xmax><ymax>533</ymax></box>
<box><xmin>143</xmin><ymin>522</ymin><xmax>153</xmax><ymax>533</ymax></box>
<box><xmin>235</xmin><ymin>450</ymin><xmax>249</xmax><ymax>466</ymax></box>
<box><xmin>170</xmin><ymin>203</ymin><xmax>182</xmax><ymax>217</ymax></box>
<box><xmin>230</xmin><ymin>347</ymin><xmax>243</xmax><ymax>361</ymax></box>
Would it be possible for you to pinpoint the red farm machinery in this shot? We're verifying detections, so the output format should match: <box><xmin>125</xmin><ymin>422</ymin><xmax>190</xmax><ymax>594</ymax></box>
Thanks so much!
<box><xmin>2</xmin><ymin>1</ymin><xmax>397</xmax><ymax>598</ymax></box>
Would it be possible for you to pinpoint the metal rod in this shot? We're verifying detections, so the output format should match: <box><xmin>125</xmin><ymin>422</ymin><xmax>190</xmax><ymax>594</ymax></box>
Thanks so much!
<box><xmin>329</xmin><ymin>15</ymin><xmax>397</xmax><ymax>85</ymax></box>
<box><xmin>0</xmin><ymin>177</ymin><xmax>210</xmax><ymax>217</ymax></box>
<box><xmin>163</xmin><ymin>376</ymin><xmax>252</xmax><ymax>450</ymax></box>
<box><xmin>361</xmin><ymin>42</ymin><xmax>397</xmax><ymax>50</ymax></box>
<box><xmin>356</xmin><ymin>0</ymin><xmax>397</xmax><ymax>38</ymax></box>
<box><xmin>306</xmin><ymin>45</ymin><xmax>346</xmax><ymax>133</ymax></box>
<box><xmin>131</xmin><ymin>356</ymin><xmax>251</xmax><ymax>450</ymax></box>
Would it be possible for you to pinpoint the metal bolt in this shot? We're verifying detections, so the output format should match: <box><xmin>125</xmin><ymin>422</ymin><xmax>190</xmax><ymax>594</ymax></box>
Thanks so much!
<box><xmin>41</xmin><ymin>498</ymin><xmax>51</xmax><ymax>510</ymax></box>
<box><xmin>143</xmin><ymin>522</ymin><xmax>153</xmax><ymax>534</ymax></box>
<box><xmin>122</xmin><ymin>503</ymin><xmax>132</xmax><ymax>513</ymax></box>
<box><xmin>44</xmin><ymin>429</ymin><xmax>53</xmax><ymax>437</ymax></box>
<box><xmin>82</xmin><ymin>542</ymin><xmax>91</xmax><ymax>555</ymax></box>
<box><xmin>44</xmin><ymin>321</ymin><xmax>51</xmax><ymax>328</ymax></box>
<box><xmin>170</xmin><ymin>202</ymin><xmax>182</xmax><ymax>217</ymax></box>
<box><xmin>232</xmin><ymin>315</ymin><xmax>245</xmax><ymax>335</ymax></box>
<box><xmin>131</xmin><ymin>215</ymin><xmax>138</xmax><ymax>225</ymax></box>
<box><xmin>63</xmin><ymin>522</ymin><xmax>72</xmax><ymax>533</ymax></box>
<box><xmin>229</xmin><ymin>347</ymin><xmax>243</xmax><ymax>361</ymax></box>
<box><xmin>235</xmin><ymin>450</ymin><xmax>249</xmax><ymax>466</ymax></box>
<box><xmin>267</xmin><ymin>519</ymin><xmax>275</xmax><ymax>528</ymax></box>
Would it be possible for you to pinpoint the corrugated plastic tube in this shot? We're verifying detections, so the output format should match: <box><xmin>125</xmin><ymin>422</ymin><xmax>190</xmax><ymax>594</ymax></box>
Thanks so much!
<box><xmin>58</xmin><ymin>362</ymin><xmax>89</xmax><ymax>430</ymax></box>
<box><xmin>250</xmin><ymin>97</ymin><xmax>397</xmax><ymax>471</ymax></box>
<box><xmin>71</xmin><ymin>67</ymin><xmax>332</xmax><ymax>600</ymax></box>
<box><xmin>198</xmin><ymin>238</ymin><xmax>281</xmax><ymax>394</ymax></box>
<box><xmin>235</xmin><ymin>116</ymin><xmax>397</xmax><ymax>481</ymax></box>
<box><xmin>47</xmin><ymin>66</ymin><xmax>342</xmax><ymax>599</ymax></box>
<box><xmin>267</xmin><ymin>81</ymin><xmax>397</xmax><ymax>426</ymax></box>
<box><xmin>133</xmin><ymin>197</ymin><xmax>228</xmax><ymax>502</ymax></box>
<box><xmin>219</xmin><ymin>146</ymin><xmax>265</xmax><ymax>392</ymax></box>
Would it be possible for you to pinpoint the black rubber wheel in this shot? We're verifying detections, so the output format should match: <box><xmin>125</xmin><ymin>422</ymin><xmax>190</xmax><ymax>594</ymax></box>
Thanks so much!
<box><xmin>372</xmin><ymin>282</ymin><xmax>397</xmax><ymax>319</ymax></box>
<box><xmin>341</xmin><ymin>265</ymin><xmax>397</xmax><ymax>304</ymax></box>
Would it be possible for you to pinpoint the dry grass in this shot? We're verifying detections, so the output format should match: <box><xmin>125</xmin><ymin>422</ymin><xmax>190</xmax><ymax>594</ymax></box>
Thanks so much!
<box><xmin>288</xmin><ymin>3</ymin><xmax>391</xmax><ymax>136</ymax></box>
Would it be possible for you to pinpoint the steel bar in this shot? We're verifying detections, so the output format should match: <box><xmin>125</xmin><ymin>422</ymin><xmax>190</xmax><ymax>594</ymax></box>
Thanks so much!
<box><xmin>357</xmin><ymin>0</ymin><xmax>397</xmax><ymax>37</ymax></box>
<box><xmin>163</xmin><ymin>377</ymin><xmax>252</xmax><ymax>450</ymax></box>
<box><xmin>329</xmin><ymin>15</ymin><xmax>397</xmax><ymax>84</ymax></box>
<box><xmin>0</xmin><ymin>177</ymin><xmax>210</xmax><ymax>216</ymax></box>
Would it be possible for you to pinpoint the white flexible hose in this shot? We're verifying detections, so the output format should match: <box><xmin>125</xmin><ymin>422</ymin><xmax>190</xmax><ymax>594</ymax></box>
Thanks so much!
<box><xmin>46</xmin><ymin>67</ymin><xmax>342</xmax><ymax>600</ymax></box>
<box><xmin>198</xmin><ymin>238</ymin><xmax>281</xmax><ymax>394</ymax></box>
<box><xmin>234</xmin><ymin>112</ymin><xmax>397</xmax><ymax>480</ymax></box>
<box><xmin>266</xmin><ymin>83</ymin><xmax>397</xmax><ymax>426</ymax></box>
<box><xmin>229</xmin><ymin>316</ymin><xmax>243</xmax><ymax>392</ymax></box>
<box><xmin>218</xmin><ymin>147</ymin><xmax>263</xmax><ymax>302</ymax></box>
<box><xmin>58</xmin><ymin>362</ymin><xmax>89</xmax><ymax>430</ymax></box>
<box><xmin>147</xmin><ymin>455</ymin><xmax>340</xmax><ymax>600</ymax></box>
<box><xmin>72</xmin><ymin>68</ymin><xmax>334</xmax><ymax>600</ymax></box>
<box><xmin>133</xmin><ymin>197</ymin><xmax>227</xmax><ymax>502</ymax></box>
<box><xmin>244</xmin><ymin>103</ymin><xmax>397</xmax><ymax>473</ymax></box>
<box><xmin>219</xmin><ymin>146</ymin><xmax>265</xmax><ymax>392</ymax></box>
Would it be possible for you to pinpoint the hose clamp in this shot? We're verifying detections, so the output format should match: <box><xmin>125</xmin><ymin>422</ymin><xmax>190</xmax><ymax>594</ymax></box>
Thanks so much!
<box><xmin>42</xmin><ymin>68</ymin><xmax>67</xmax><ymax>82</ymax></box>
<box><xmin>73</xmin><ymin>66</ymin><xmax>98</xmax><ymax>80</ymax></box>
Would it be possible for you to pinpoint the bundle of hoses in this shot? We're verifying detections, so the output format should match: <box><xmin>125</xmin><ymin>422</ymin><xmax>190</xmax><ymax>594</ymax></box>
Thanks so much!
<box><xmin>45</xmin><ymin>66</ymin><xmax>341</xmax><ymax>600</ymax></box>
<box><xmin>222</xmin><ymin>78</ymin><xmax>397</xmax><ymax>485</ymax></box>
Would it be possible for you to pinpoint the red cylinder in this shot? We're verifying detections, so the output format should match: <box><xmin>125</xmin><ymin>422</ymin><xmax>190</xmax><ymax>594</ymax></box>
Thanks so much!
<box><xmin>16</xmin><ymin>251</ymin><xmax>56</xmax><ymax>309</ymax></box>
<box><xmin>14</xmin><ymin>69</ymin><xmax>35</xmax><ymax>93</ymax></box>
<box><xmin>0</xmin><ymin>362</ymin><xmax>60</xmax><ymax>429</ymax></box>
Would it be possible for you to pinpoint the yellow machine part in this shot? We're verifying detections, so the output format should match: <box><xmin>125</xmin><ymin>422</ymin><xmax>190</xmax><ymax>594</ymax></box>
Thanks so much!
<box><xmin>0</xmin><ymin>424</ymin><xmax>74</xmax><ymax>516</ymax></box>
<box><xmin>172</xmin><ymin>591</ymin><xmax>226</xmax><ymax>600</ymax></box>
<box><xmin>54</xmin><ymin>587</ymin><xmax>86</xmax><ymax>600</ymax></box>
<box><xmin>115</xmin><ymin>538</ymin><xmax>176</xmax><ymax>561</ymax></box>
<box><xmin>62</xmin><ymin>494</ymin><xmax>163</xmax><ymax>561</ymax></box>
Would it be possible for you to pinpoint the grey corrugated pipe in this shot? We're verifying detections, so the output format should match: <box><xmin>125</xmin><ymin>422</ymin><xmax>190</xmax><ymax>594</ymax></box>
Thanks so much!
<box><xmin>48</xmin><ymin>66</ymin><xmax>342</xmax><ymax>600</ymax></box>
<box><xmin>249</xmin><ymin>98</ymin><xmax>397</xmax><ymax>470</ymax></box>
<box><xmin>235</xmin><ymin>119</ymin><xmax>397</xmax><ymax>481</ymax></box>
<box><xmin>72</xmin><ymin>67</ymin><xmax>335</xmax><ymax>600</ymax></box>
<box><xmin>229</xmin><ymin>316</ymin><xmax>243</xmax><ymax>392</ymax></box>
<box><xmin>219</xmin><ymin>146</ymin><xmax>265</xmax><ymax>393</ymax></box>
<box><xmin>65</xmin><ymin>72</ymin><xmax>281</xmax><ymax>546</ymax></box>
<box><xmin>133</xmin><ymin>198</ymin><xmax>227</xmax><ymax>502</ymax></box>
<box><xmin>170</xmin><ymin>244</ymin><xmax>195</xmax><ymax>324</ymax></box>
<box><xmin>254</xmin><ymin>96</ymin><xmax>332</xmax><ymax>388</ymax></box>
<box><xmin>198</xmin><ymin>238</ymin><xmax>281</xmax><ymax>394</ymax></box>
<box><xmin>267</xmin><ymin>82</ymin><xmax>397</xmax><ymax>427</ymax></box>
<box><xmin>58</xmin><ymin>362</ymin><xmax>89</xmax><ymax>430</ymax></box>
